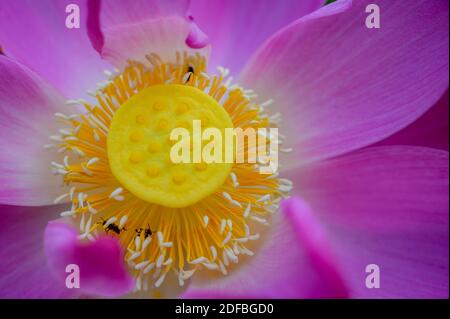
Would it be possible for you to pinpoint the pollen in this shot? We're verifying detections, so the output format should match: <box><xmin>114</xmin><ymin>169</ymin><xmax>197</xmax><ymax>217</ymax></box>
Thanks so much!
<box><xmin>49</xmin><ymin>52</ymin><xmax>291</xmax><ymax>294</ymax></box>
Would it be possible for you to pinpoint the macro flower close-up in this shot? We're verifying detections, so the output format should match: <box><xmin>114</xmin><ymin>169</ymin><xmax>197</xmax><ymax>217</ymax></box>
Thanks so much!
<box><xmin>0</xmin><ymin>0</ymin><xmax>448</xmax><ymax>300</ymax></box>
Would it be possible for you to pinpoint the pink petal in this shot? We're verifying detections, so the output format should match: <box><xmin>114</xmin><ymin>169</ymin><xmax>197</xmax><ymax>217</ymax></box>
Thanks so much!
<box><xmin>189</xmin><ymin>0</ymin><xmax>322</xmax><ymax>73</ymax></box>
<box><xmin>0</xmin><ymin>0</ymin><xmax>111</xmax><ymax>99</ymax></box>
<box><xmin>240</xmin><ymin>0</ymin><xmax>449</xmax><ymax>168</ymax></box>
<box><xmin>182</xmin><ymin>196</ymin><xmax>348</xmax><ymax>299</ymax></box>
<box><xmin>0</xmin><ymin>204</ymin><xmax>77</xmax><ymax>298</ymax></box>
<box><xmin>290</xmin><ymin>146</ymin><xmax>449</xmax><ymax>298</ymax></box>
<box><xmin>375</xmin><ymin>91</ymin><xmax>449</xmax><ymax>151</ymax></box>
<box><xmin>44</xmin><ymin>221</ymin><xmax>134</xmax><ymax>297</ymax></box>
<box><xmin>185</xmin><ymin>17</ymin><xmax>210</xmax><ymax>49</ymax></box>
<box><xmin>87</xmin><ymin>0</ymin><xmax>207</xmax><ymax>68</ymax></box>
<box><xmin>0</xmin><ymin>56</ymin><xmax>65</xmax><ymax>206</ymax></box>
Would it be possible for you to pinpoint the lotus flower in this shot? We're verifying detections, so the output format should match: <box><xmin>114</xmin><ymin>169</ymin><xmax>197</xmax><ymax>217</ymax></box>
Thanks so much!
<box><xmin>0</xmin><ymin>0</ymin><xmax>448</xmax><ymax>299</ymax></box>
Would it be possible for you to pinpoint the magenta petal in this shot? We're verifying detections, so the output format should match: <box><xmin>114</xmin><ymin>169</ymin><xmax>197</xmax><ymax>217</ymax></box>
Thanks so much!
<box><xmin>44</xmin><ymin>222</ymin><xmax>134</xmax><ymax>297</ymax></box>
<box><xmin>0</xmin><ymin>205</ymin><xmax>76</xmax><ymax>298</ymax></box>
<box><xmin>87</xmin><ymin>0</ymin><xmax>206</xmax><ymax>68</ymax></box>
<box><xmin>0</xmin><ymin>56</ymin><xmax>66</xmax><ymax>206</ymax></box>
<box><xmin>240</xmin><ymin>0</ymin><xmax>449</xmax><ymax>168</ymax></box>
<box><xmin>189</xmin><ymin>0</ymin><xmax>322</xmax><ymax>73</ymax></box>
<box><xmin>186</xmin><ymin>19</ymin><xmax>210</xmax><ymax>49</ymax></box>
<box><xmin>0</xmin><ymin>0</ymin><xmax>111</xmax><ymax>99</ymax></box>
<box><xmin>290</xmin><ymin>146</ymin><xmax>449</xmax><ymax>298</ymax></box>
<box><xmin>182</xmin><ymin>196</ymin><xmax>348</xmax><ymax>299</ymax></box>
<box><xmin>375</xmin><ymin>91</ymin><xmax>449</xmax><ymax>151</ymax></box>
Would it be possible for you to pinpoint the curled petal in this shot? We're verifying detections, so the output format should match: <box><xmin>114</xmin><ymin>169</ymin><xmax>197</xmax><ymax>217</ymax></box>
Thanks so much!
<box><xmin>185</xmin><ymin>16</ymin><xmax>209</xmax><ymax>49</ymax></box>
<box><xmin>87</xmin><ymin>0</ymin><xmax>207</xmax><ymax>68</ymax></box>
<box><xmin>44</xmin><ymin>221</ymin><xmax>134</xmax><ymax>297</ymax></box>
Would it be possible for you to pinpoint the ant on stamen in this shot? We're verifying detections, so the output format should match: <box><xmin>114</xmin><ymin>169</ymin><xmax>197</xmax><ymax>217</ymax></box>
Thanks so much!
<box><xmin>98</xmin><ymin>218</ymin><xmax>127</xmax><ymax>235</ymax></box>
<box><xmin>184</xmin><ymin>65</ymin><xmax>195</xmax><ymax>83</ymax></box>
<box><xmin>135</xmin><ymin>224</ymin><xmax>153</xmax><ymax>238</ymax></box>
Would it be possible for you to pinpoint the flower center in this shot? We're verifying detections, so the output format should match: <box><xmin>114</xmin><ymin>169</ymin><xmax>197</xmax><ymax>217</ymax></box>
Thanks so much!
<box><xmin>49</xmin><ymin>52</ymin><xmax>292</xmax><ymax>295</ymax></box>
<box><xmin>107</xmin><ymin>84</ymin><xmax>233</xmax><ymax>208</ymax></box>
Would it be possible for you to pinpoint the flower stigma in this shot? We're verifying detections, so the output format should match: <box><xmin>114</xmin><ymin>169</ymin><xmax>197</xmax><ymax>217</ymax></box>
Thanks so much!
<box><xmin>107</xmin><ymin>84</ymin><xmax>234</xmax><ymax>208</ymax></box>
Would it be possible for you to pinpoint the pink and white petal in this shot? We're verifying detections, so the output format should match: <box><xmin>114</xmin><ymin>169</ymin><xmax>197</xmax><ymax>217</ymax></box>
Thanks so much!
<box><xmin>0</xmin><ymin>204</ymin><xmax>77</xmax><ymax>298</ymax></box>
<box><xmin>44</xmin><ymin>221</ymin><xmax>134</xmax><ymax>297</ymax></box>
<box><xmin>189</xmin><ymin>0</ymin><xmax>323</xmax><ymax>74</ymax></box>
<box><xmin>0</xmin><ymin>0</ymin><xmax>111</xmax><ymax>99</ymax></box>
<box><xmin>375</xmin><ymin>91</ymin><xmax>449</xmax><ymax>151</ymax></box>
<box><xmin>94</xmin><ymin>0</ymin><xmax>189</xmax><ymax>25</ymax></box>
<box><xmin>87</xmin><ymin>0</ymin><xmax>207</xmax><ymax>68</ymax></box>
<box><xmin>182</xmin><ymin>197</ymin><xmax>348</xmax><ymax>299</ymax></box>
<box><xmin>0</xmin><ymin>56</ymin><xmax>66</xmax><ymax>206</ymax></box>
<box><xmin>289</xmin><ymin>146</ymin><xmax>449</xmax><ymax>298</ymax></box>
<box><xmin>240</xmin><ymin>0</ymin><xmax>449</xmax><ymax>168</ymax></box>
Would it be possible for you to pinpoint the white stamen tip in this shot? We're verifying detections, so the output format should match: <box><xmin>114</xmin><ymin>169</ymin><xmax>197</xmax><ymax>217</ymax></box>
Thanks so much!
<box><xmin>157</xmin><ymin>231</ymin><xmax>164</xmax><ymax>245</ymax></box>
<box><xmin>156</xmin><ymin>255</ymin><xmax>164</xmax><ymax>268</ymax></box>
<box><xmin>143</xmin><ymin>263</ymin><xmax>155</xmax><ymax>274</ymax></box>
<box><xmin>54</xmin><ymin>193</ymin><xmax>69</xmax><ymax>204</ymax></box>
<box><xmin>135</xmin><ymin>260</ymin><xmax>150</xmax><ymax>270</ymax></box>
<box><xmin>109</xmin><ymin>187</ymin><xmax>123</xmax><ymax>199</ymax></box>
<box><xmin>60</xmin><ymin>210</ymin><xmax>75</xmax><ymax>217</ymax></box>
<box><xmin>222</xmin><ymin>231</ymin><xmax>232</xmax><ymax>246</ymax></box>
<box><xmin>87</xmin><ymin>157</ymin><xmax>99</xmax><ymax>167</ymax></box>
<box><xmin>154</xmin><ymin>273</ymin><xmax>166</xmax><ymax>288</ymax></box>
<box><xmin>162</xmin><ymin>242</ymin><xmax>173</xmax><ymax>248</ymax></box>
<box><xmin>128</xmin><ymin>252</ymin><xmax>141</xmax><ymax>262</ymax></box>
<box><xmin>244</xmin><ymin>203</ymin><xmax>251</xmax><ymax>219</ymax></box>
<box><xmin>105</xmin><ymin>216</ymin><xmax>117</xmax><ymax>227</ymax></box>
<box><xmin>143</xmin><ymin>237</ymin><xmax>152</xmax><ymax>249</ymax></box>
<box><xmin>210</xmin><ymin>246</ymin><xmax>217</xmax><ymax>261</ymax></box>
<box><xmin>220</xmin><ymin>219</ymin><xmax>226</xmax><ymax>234</ymax></box>
<box><xmin>119</xmin><ymin>215</ymin><xmax>128</xmax><ymax>228</ymax></box>
<box><xmin>257</xmin><ymin>194</ymin><xmax>271</xmax><ymax>203</ymax></box>
<box><xmin>190</xmin><ymin>257</ymin><xmax>207</xmax><ymax>265</ymax></box>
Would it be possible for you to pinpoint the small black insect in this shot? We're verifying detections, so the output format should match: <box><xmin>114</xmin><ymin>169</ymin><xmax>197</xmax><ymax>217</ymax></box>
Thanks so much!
<box><xmin>135</xmin><ymin>224</ymin><xmax>153</xmax><ymax>238</ymax></box>
<box><xmin>184</xmin><ymin>65</ymin><xmax>195</xmax><ymax>83</ymax></box>
<box><xmin>98</xmin><ymin>218</ymin><xmax>126</xmax><ymax>235</ymax></box>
